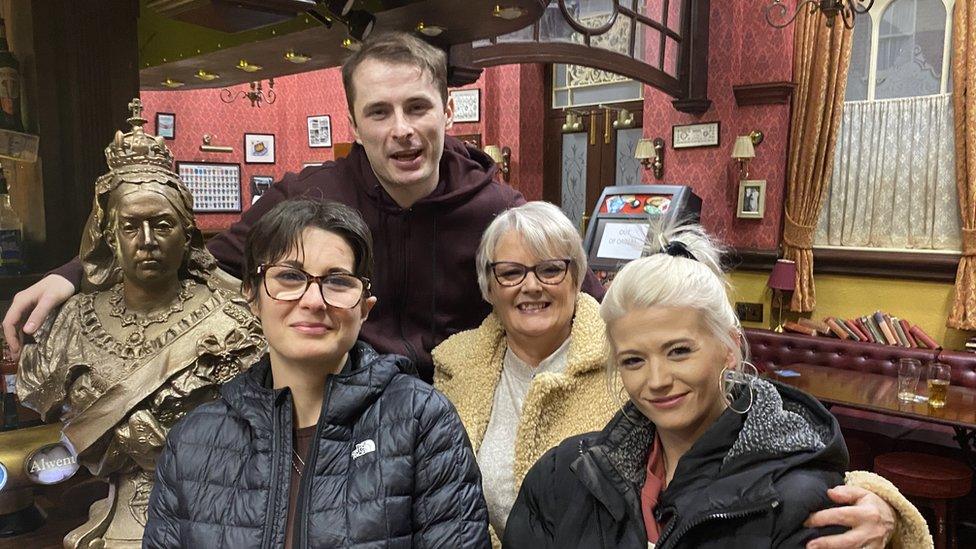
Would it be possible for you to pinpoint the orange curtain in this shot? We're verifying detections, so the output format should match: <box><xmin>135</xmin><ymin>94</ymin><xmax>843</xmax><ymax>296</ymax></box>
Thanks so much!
<box><xmin>782</xmin><ymin>10</ymin><xmax>853</xmax><ymax>312</ymax></box>
<box><xmin>949</xmin><ymin>1</ymin><xmax>976</xmax><ymax>329</ymax></box>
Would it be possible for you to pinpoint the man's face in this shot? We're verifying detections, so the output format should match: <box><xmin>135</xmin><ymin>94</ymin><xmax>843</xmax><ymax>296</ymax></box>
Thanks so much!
<box><xmin>348</xmin><ymin>59</ymin><xmax>454</xmax><ymax>197</ymax></box>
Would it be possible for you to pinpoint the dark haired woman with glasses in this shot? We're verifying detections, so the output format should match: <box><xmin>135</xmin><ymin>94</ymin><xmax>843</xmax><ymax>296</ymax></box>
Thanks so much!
<box><xmin>144</xmin><ymin>198</ymin><xmax>490</xmax><ymax>548</ymax></box>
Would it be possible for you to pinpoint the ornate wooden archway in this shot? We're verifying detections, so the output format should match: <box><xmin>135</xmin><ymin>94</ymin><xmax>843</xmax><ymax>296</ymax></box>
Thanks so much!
<box><xmin>450</xmin><ymin>0</ymin><xmax>711</xmax><ymax>114</ymax></box>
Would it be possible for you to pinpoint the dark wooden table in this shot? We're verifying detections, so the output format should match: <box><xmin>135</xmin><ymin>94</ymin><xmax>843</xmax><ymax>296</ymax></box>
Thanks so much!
<box><xmin>770</xmin><ymin>364</ymin><xmax>976</xmax><ymax>467</ymax></box>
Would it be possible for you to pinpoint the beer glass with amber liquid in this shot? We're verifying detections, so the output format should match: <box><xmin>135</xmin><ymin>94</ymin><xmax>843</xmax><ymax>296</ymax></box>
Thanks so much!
<box><xmin>927</xmin><ymin>362</ymin><xmax>951</xmax><ymax>408</ymax></box>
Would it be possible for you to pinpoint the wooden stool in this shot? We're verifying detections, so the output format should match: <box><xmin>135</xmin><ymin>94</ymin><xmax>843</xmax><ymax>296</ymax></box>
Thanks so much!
<box><xmin>874</xmin><ymin>452</ymin><xmax>972</xmax><ymax>549</ymax></box>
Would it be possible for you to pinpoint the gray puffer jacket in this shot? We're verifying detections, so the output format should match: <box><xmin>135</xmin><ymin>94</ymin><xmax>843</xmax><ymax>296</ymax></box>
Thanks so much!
<box><xmin>504</xmin><ymin>379</ymin><xmax>848</xmax><ymax>549</ymax></box>
<box><xmin>143</xmin><ymin>341</ymin><xmax>490</xmax><ymax>548</ymax></box>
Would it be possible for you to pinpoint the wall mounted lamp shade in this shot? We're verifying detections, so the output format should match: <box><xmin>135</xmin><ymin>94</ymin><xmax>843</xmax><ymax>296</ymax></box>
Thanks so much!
<box><xmin>635</xmin><ymin>137</ymin><xmax>665</xmax><ymax>179</ymax></box>
<box><xmin>768</xmin><ymin>259</ymin><xmax>797</xmax><ymax>332</ymax></box>
<box><xmin>484</xmin><ymin>145</ymin><xmax>511</xmax><ymax>182</ymax></box>
<box><xmin>768</xmin><ymin>259</ymin><xmax>797</xmax><ymax>291</ymax></box>
<box><xmin>731</xmin><ymin>136</ymin><xmax>756</xmax><ymax>179</ymax></box>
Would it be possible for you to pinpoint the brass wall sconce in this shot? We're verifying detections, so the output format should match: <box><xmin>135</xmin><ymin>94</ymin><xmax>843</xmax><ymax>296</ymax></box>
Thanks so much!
<box><xmin>484</xmin><ymin>145</ymin><xmax>512</xmax><ymax>182</ymax></box>
<box><xmin>635</xmin><ymin>137</ymin><xmax>665</xmax><ymax>179</ymax></box>
<box><xmin>561</xmin><ymin>111</ymin><xmax>583</xmax><ymax>132</ymax></box>
<box><xmin>731</xmin><ymin>130</ymin><xmax>763</xmax><ymax>179</ymax></box>
<box><xmin>200</xmin><ymin>134</ymin><xmax>233</xmax><ymax>153</ymax></box>
<box><xmin>598</xmin><ymin>104</ymin><xmax>635</xmax><ymax>129</ymax></box>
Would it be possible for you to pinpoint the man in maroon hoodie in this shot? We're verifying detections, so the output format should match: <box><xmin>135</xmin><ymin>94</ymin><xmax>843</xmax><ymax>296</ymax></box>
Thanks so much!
<box><xmin>4</xmin><ymin>32</ymin><xmax>603</xmax><ymax>382</ymax></box>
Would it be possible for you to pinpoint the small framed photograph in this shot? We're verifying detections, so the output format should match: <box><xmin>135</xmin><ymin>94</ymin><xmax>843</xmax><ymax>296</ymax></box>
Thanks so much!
<box><xmin>737</xmin><ymin>180</ymin><xmax>766</xmax><ymax>219</ymax></box>
<box><xmin>672</xmin><ymin>121</ymin><xmax>720</xmax><ymax>149</ymax></box>
<box><xmin>250</xmin><ymin>175</ymin><xmax>273</xmax><ymax>205</ymax></box>
<box><xmin>307</xmin><ymin>115</ymin><xmax>332</xmax><ymax>148</ymax></box>
<box><xmin>156</xmin><ymin>112</ymin><xmax>176</xmax><ymax>140</ymax></box>
<box><xmin>454</xmin><ymin>133</ymin><xmax>482</xmax><ymax>149</ymax></box>
<box><xmin>244</xmin><ymin>133</ymin><xmax>276</xmax><ymax>164</ymax></box>
<box><xmin>450</xmin><ymin>88</ymin><xmax>481</xmax><ymax>123</ymax></box>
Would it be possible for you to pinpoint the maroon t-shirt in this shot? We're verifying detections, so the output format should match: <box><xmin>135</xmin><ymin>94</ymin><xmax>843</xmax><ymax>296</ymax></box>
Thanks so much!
<box><xmin>284</xmin><ymin>425</ymin><xmax>316</xmax><ymax>549</ymax></box>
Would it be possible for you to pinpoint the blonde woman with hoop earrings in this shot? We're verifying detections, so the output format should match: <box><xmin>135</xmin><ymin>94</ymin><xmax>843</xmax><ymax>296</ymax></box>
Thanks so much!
<box><xmin>501</xmin><ymin>217</ymin><xmax>931</xmax><ymax>549</ymax></box>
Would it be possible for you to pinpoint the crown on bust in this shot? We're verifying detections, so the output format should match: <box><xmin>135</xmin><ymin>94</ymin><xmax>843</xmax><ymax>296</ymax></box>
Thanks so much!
<box><xmin>104</xmin><ymin>98</ymin><xmax>175</xmax><ymax>172</ymax></box>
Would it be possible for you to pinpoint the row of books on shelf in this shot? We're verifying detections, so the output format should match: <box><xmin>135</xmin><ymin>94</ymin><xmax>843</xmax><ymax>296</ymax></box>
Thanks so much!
<box><xmin>782</xmin><ymin>312</ymin><xmax>939</xmax><ymax>349</ymax></box>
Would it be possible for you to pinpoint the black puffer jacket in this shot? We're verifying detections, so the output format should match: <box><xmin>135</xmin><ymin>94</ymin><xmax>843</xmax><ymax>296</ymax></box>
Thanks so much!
<box><xmin>144</xmin><ymin>341</ymin><xmax>490</xmax><ymax>548</ymax></box>
<box><xmin>503</xmin><ymin>380</ymin><xmax>848</xmax><ymax>549</ymax></box>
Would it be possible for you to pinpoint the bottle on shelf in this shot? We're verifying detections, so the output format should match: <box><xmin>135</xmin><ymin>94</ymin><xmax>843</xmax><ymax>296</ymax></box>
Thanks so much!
<box><xmin>1</xmin><ymin>340</ymin><xmax>18</xmax><ymax>431</ymax></box>
<box><xmin>0</xmin><ymin>17</ymin><xmax>23</xmax><ymax>132</ymax></box>
<box><xmin>0</xmin><ymin>162</ymin><xmax>23</xmax><ymax>275</ymax></box>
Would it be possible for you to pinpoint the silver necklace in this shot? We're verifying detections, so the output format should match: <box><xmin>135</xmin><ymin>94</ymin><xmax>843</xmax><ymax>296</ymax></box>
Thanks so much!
<box><xmin>292</xmin><ymin>447</ymin><xmax>306</xmax><ymax>477</ymax></box>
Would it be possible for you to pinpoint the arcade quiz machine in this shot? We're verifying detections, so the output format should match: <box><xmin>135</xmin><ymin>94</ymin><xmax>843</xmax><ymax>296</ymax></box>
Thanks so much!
<box><xmin>582</xmin><ymin>184</ymin><xmax>702</xmax><ymax>287</ymax></box>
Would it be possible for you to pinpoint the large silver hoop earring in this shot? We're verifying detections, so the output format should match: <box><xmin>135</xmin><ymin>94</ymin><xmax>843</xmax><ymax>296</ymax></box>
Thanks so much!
<box><xmin>720</xmin><ymin>360</ymin><xmax>758</xmax><ymax>415</ymax></box>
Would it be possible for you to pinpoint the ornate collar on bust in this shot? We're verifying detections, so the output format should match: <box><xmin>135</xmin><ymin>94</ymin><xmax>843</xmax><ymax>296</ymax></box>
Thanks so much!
<box><xmin>108</xmin><ymin>280</ymin><xmax>195</xmax><ymax>347</ymax></box>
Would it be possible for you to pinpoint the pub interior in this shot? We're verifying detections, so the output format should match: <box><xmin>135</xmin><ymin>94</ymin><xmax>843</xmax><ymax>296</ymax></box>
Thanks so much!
<box><xmin>0</xmin><ymin>0</ymin><xmax>974</xmax><ymax>547</ymax></box>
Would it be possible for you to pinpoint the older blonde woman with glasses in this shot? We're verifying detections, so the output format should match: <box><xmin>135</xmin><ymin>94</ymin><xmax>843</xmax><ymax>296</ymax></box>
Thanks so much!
<box><xmin>435</xmin><ymin>201</ymin><xmax>925</xmax><ymax>549</ymax></box>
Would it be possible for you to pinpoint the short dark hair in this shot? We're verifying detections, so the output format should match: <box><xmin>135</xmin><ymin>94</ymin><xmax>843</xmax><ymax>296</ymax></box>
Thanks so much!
<box><xmin>341</xmin><ymin>31</ymin><xmax>448</xmax><ymax>120</ymax></box>
<box><xmin>242</xmin><ymin>198</ymin><xmax>374</xmax><ymax>300</ymax></box>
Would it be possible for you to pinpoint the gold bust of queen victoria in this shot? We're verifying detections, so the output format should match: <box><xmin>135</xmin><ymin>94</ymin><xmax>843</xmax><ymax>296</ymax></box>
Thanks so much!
<box><xmin>17</xmin><ymin>99</ymin><xmax>265</xmax><ymax>548</ymax></box>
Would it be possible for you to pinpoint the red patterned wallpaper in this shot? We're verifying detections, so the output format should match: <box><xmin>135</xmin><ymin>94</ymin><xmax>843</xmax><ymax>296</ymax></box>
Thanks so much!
<box><xmin>142</xmin><ymin>68</ymin><xmax>354</xmax><ymax>231</ymax></box>
<box><xmin>640</xmin><ymin>1</ymin><xmax>794</xmax><ymax>250</ymax></box>
<box><xmin>145</xmin><ymin>0</ymin><xmax>792</xmax><ymax>248</ymax></box>
<box><xmin>143</xmin><ymin>67</ymin><xmax>501</xmax><ymax>231</ymax></box>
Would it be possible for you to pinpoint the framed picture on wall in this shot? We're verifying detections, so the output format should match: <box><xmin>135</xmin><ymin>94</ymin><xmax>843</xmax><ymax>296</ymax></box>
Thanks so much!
<box><xmin>672</xmin><ymin>121</ymin><xmax>720</xmax><ymax>149</ymax></box>
<box><xmin>736</xmin><ymin>179</ymin><xmax>766</xmax><ymax>219</ymax></box>
<box><xmin>177</xmin><ymin>161</ymin><xmax>242</xmax><ymax>212</ymax></box>
<box><xmin>156</xmin><ymin>112</ymin><xmax>175</xmax><ymax>140</ymax></box>
<box><xmin>450</xmin><ymin>89</ymin><xmax>480</xmax><ymax>123</ymax></box>
<box><xmin>244</xmin><ymin>133</ymin><xmax>276</xmax><ymax>164</ymax></box>
<box><xmin>307</xmin><ymin>115</ymin><xmax>332</xmax><ymax>148</ymax></box>
<box><xmin>251</xmin><ymin>175</ymin><xmax>274</xmax><ymax>205</ymax></box>
<box><xmin>455</xmin><ymin>133</ymin><xmax>482</xmax><ymax>149</ymax></box>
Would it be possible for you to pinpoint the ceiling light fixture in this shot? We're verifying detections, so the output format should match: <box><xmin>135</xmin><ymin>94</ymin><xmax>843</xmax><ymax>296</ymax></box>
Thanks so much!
<box><xmin>194</xmin><ymin>70</ymin><xmax>220</xmax><ymax>82</ymax></box>
<box><xmin>161</xmin><ymin>78</ymin><xmax>185</xmax><ymax>88</ymax></box>
<box><xmin>416</xmin><ymin>22</ymin><xmax>445</xmax><ymax>37</ymax></box>
<box><xmin>284</xmin><ymin>50</ymin><xmax>311</xmax><ymax>64</ymax></box>
<box><xmin>236</xmin><ymin>59</ymin><xmax>262</xmax><ymax>73</ymax></box>
<box><xmin>220</xmin><ymin>79</ymin><xmax>276</xmax><ymax>108</ymax></box>
<box><xmin>493</xmin><ymin>5</ymin><xmax>526</xmax><ymax>20</ymax></box>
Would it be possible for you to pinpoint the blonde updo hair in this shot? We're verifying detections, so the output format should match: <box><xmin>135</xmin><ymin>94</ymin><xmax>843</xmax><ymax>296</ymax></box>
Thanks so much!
<box><xmin>600</xmin><ymin>217</ymin><xmax>745</xmax><ymax>395</ymax></box>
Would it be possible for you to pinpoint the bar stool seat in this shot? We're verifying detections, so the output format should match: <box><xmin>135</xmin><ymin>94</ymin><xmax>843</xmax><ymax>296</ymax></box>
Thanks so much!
<box><xmin>874</xmin><ymin>452</ymin><xmax>972</xmax><ymax>549</ymax></box>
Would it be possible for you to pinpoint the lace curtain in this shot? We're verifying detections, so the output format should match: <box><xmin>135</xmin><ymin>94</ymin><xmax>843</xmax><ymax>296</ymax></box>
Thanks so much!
<box><xmin>815</xmin><ymin>93</ymin><xmax>960</xmax><ymax>251</ymax></box>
